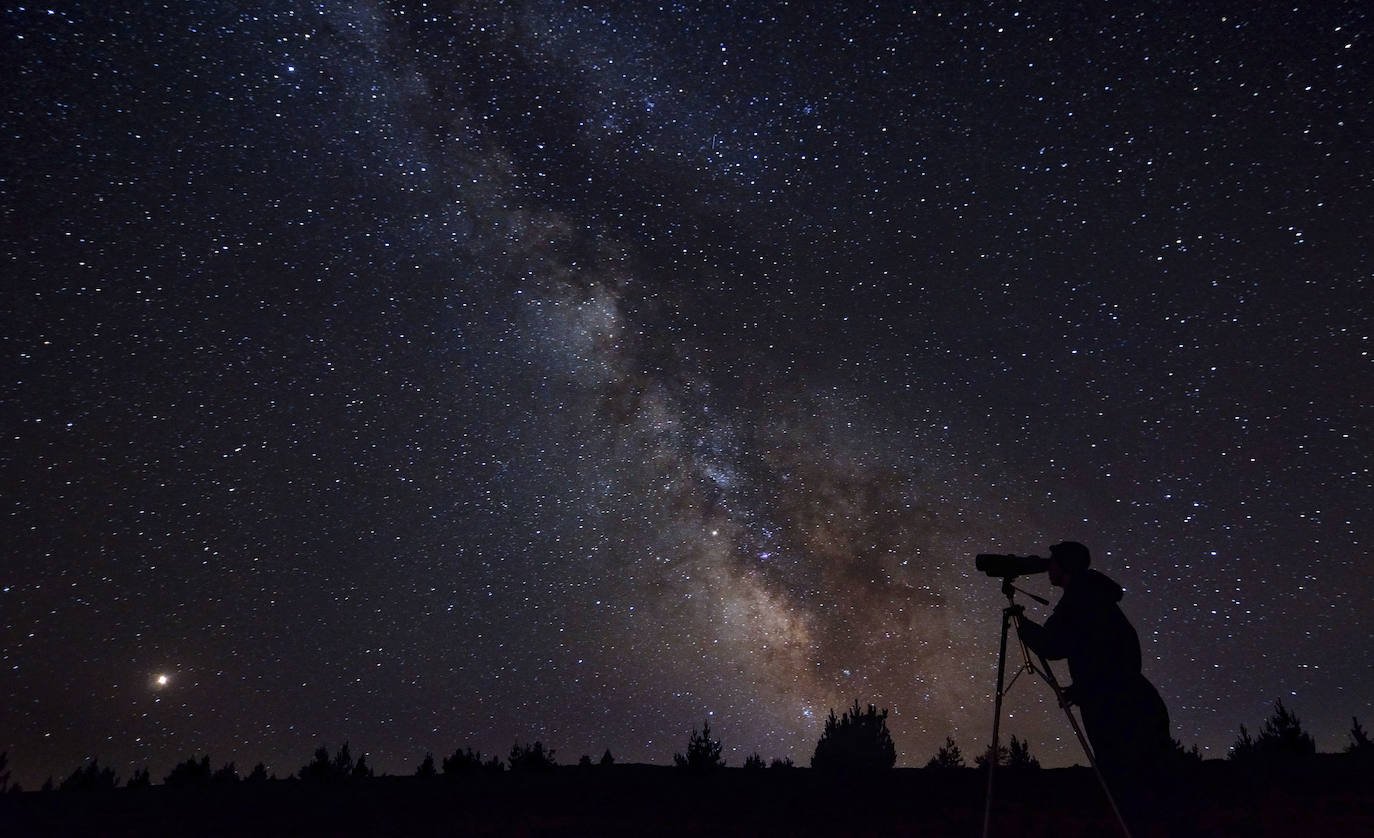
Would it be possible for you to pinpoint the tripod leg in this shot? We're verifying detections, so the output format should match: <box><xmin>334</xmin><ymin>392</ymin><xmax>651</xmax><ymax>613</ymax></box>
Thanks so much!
<box><xmin>1059</xmin><ymin>698</ymin><xmax>1133</xmax><ymax>837</ymax></box>
<box><xmin>1028</xmin><ymin>648</ymin><xmax>1135</xmax><ymax>838</ymax></box>
<box><xmin>982</xmin><ymin>608</ymin><xmax>1014</xmax><ymax>838</ymax></box>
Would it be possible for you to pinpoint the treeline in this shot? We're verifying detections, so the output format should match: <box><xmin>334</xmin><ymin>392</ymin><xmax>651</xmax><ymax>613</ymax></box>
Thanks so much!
<box><xmin>6</xmin><ymin>698</ymin><xmax>1371</xmax><ymax>793</ymax></box>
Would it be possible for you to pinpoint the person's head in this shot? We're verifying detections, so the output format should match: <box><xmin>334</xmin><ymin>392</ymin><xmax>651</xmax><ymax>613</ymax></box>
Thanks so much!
<box><xmin>1047</xmin><ymin>541</ymin><xmax>1091</xmax><ymax>587</ymax></box>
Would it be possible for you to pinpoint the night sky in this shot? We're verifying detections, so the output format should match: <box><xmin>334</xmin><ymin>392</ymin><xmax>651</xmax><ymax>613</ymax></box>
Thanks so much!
<box><xmin>2</xmin><ymin>1</ymin><xmax>1370</xmax><ymax>787</ymax></box>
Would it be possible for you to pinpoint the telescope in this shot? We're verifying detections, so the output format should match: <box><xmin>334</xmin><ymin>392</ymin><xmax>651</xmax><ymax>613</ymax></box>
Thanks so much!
<box><xmin>975</xmin><ymin>553</ymin><xmax>1050</xmax><ymax>578</ymax></box>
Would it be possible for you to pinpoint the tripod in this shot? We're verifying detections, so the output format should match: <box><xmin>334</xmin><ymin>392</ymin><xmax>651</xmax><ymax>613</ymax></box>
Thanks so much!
<box><xmin>981</xmin><ymin>578</ymin><xmax>1133</xmax><ymax>838</ymax></box>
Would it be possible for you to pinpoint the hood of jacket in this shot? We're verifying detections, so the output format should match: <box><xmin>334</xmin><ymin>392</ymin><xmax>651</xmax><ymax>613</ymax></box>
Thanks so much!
<box><xmin>1073</xmin><ymin>567</ymin><xmax>1124</xmax><ymax>603</ymax></box>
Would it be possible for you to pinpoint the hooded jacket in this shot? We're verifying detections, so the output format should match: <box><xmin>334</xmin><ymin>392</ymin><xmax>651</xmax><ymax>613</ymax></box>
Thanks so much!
<box><xmin>1019</xmin><ymin>568</ymin><xmax>1143</xmax><ymax>697</ymax></box>
<box><xmin>1019</xmin><ymin>567</ymin><xmax>1172</xmax><ymax>784</ymax></box>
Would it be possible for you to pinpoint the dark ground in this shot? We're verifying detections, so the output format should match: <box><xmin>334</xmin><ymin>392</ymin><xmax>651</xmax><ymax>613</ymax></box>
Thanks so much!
<box><xmin>2</xmin><ymin>758</ymin><xmax>1370</xmax><ymax>837</ymax></box>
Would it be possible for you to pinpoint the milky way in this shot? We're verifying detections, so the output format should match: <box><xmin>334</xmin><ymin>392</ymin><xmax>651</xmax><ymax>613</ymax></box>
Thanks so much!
<box><xmin>1</xmin><ymin>2</ymin><xmax>1370</xmax><ymax>785</ymax></box>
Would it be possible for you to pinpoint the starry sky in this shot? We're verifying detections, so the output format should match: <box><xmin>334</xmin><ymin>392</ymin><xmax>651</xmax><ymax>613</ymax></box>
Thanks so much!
<box><xmin>2</xmin><ymin>1</ymin><xmax>1370</xmax><ymax>787</ymax></box>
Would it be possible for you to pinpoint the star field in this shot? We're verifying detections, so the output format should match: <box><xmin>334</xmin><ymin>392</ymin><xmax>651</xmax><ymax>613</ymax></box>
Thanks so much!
<box><xmin>1</xmin><ymin>2</ymin><xmax>1370</xmax><ymax>786</ymax></box>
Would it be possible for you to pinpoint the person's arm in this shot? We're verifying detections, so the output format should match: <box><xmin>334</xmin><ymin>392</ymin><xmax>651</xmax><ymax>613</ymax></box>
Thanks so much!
<box><xmin>1017</xmin><ymin>607</ymin><xmax>1073</xmax><ymax>660</ymax></box>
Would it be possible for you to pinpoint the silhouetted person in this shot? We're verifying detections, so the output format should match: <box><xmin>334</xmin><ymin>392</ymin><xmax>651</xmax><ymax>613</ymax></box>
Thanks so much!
<box><xmin>1016</xmin><ymin>541</ymin><xmax>1172</xmax><ymax>824</ymax></box>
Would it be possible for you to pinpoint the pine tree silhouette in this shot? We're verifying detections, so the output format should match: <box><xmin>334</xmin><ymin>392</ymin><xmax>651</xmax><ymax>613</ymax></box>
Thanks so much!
<box><xmin>975</xmin><ymin>742</ymin><xmax>1011</xmax><ymax>770</ymax></box>
<box><xmin>1232</xmin><ymin>700</ymin><xmax>1316</xmax><ymax>762</ymax></box>
<box><xmin>926</xmin><ymin>736</ymin><xmax>965</xmax><ymax>769</ymax></box>
<box><xmin>442</xmin><ymin>747</ymin><xmax>502</xmax><ymax>775</ymax></box>
<box><xmin>212</xmin><ymin>762</ymin><xmax>239</xmax><ymax>783</ymax></box>
<box><xmin>299</xmin><ymin>746</ymin><xmax>335</xmax><ymax>780</ymax></box>
<box><xmin>163</xmin><ymin>755</ymin><xmax>212</xmax><ymax>787</ymax></box>
<box><xmin>810</xmin><ymin>700</ymin><xmax>896</xmax><ymax>772</ymax></box>
<box><xmin>332</xmin><ymin>743</ymin><xmax>354</xmax><ymax>778</ymax></box>
<box><xmin>59</xmin><ymin>759</ymin><xmax>118</xmax><ymax>793</ymax></box>
<box><xmin>1169</xmin><ymin>738</ymin><xmax>1203</xmax><ymax>765</ymax></box>
<box><xmin>508</xmin><ymin>741</ymin><xmax>557</xmax><ymax>772</ymax></box>
<box><xmin>1229</xmin><ymin>725</ymin><xmax>1256</xmax><ymax>762</ymax></box>
<box><xmin>674</xmin><ymin>720</ymin><xmax>726</xmax><ymax>772</ymax></box>
<box><xmin>1257</xmin><ymin>700</ymin><xmax>1316</xmax><ymax>758</ymax></box>
<box><xmin>300</xmin><ymin>743</ymin><xmax>371</xmax><ymax>781</ymax></box>
<box><xmin>1347</xmin><ymin>717</ymin><xmax>1373</xmax><ymax>757</ymax></box>
<box><xmin>1007</xmin><ymin>735</ymin><xmax>1040</xmax><ymax>769</ymax></box>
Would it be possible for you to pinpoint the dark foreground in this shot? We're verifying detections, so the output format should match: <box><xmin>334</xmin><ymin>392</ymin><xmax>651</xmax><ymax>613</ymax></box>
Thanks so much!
<box><xmin>3</xmin><ymin>758</ymin><xmax>1370</xmax><ymax>837</ymax></box>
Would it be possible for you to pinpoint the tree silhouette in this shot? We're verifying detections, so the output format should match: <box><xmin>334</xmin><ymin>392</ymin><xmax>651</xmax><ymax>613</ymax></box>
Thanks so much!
<box><xmin>743</xmin><ymin>752</ymin><xmax>765</xmax><ymax>769</ymax></box>
<box><xmin>1259</xmin><ymin>700</ymin><xmax>1316</xmax><ymax>757</ymax></box>
<box><xmin>1347</xmin><ymin>717</ymin><xmax>1373</xmax><ymax>757</ymax></box>
<box><xmin>769</xmin><ymin>757</ymin><xmax>795</xmax><ymax>769</ymax></box>
<box><xmin>59</xmin><ymin>759</ymin><xmax>118</xmax><ymax>793</ymax></box>
<box><xmin>299</xmin><ymin>743</ymin><xmax>371</xmax><ymax>781</ymax></box>
<box><xmin>674</xmin><ymin>719</ymin><xmax>725</xmax><ymax>772</ymax></box>
<box><xmin>333</xmin><ymin>744</ymin><xmax>353</xmax><ymax>778</ymax></box>
<box><xmin>1007</xmin><ymin>735</ymin><xmax>1040</xmax><ymax>769</ymax></box>
<box><xmin>300</xmin><ymin>746</ymin><xmax>335</xmax><ymax>780</ymax></box>
<box><xmin>599</xmin><ymin>748</ymin><xmax>615</xmax><ymax>767</ymax></box>
<box><xmin>212</xmin><ymin>762</ymin><xmax>239</xmax><ymax>784</ymax></box>
<box><xmin>1169</xmin><ymin>738</ymin><xmax>1204</xmax><ymax>766</ymax></box>
<box><xmin>442</xmin><ymin>747</ymin><xmax>502</xmax><ymax>775</ymax></box>
<box><xmin>163</xmin><ymin>755</ymin><xmax>212</xmax><ymax>787</ymax></box>
<box><xmin>1229</xmin><ymin>725</ymin><xmax>1256</xmax><ymax>762</ymax></box>
<box><xmin>508</xmin><ymin>741</ymin><xmax>557</xmax><ymax>772</ymax></box>
<box><xmin>975</xmin><ymin>742</ymin><xmax>1010</xmax><ymax>770</ymax></box>
<box><xmin>126</xmin><ymin>767</ymin><xmax>151</xmax><ymax>789</ymax></box>
<box><xmin>245</xmin><ymin>763</ymin><xmax>270</xmax><ymax>783</ymax></box>
<box><xmin>1231</xmin><ymin>700</ymin><xmax>1316</xmax><ymax>762</ymax></box>
<box><xmin>926</xmin><ymin>736</ymin><xmax>966</xmax><ymax>769</ymax></box>
<box><xmin>0</xmin><ymin>752</ymin><xmax>20</xmax><ymax>794</ymax></box>
<box><xmin>416</xmin><ymin>752</ymin><xmax>437</xmax><ymax>777</ymax></box>
<box><xmin>810</xmin><ymin>700</ymin><xmax>896</xmax><ymax>772</ymax></box>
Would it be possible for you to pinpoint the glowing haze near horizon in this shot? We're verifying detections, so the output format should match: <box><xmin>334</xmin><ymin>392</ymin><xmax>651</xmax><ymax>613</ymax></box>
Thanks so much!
<box><xmin>1</xmin><ymin>2</ymin><xmax>1370</xmax><ymax>786</ymax></box>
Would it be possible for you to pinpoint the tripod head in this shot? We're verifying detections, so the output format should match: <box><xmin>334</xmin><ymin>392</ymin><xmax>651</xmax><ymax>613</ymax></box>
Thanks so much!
<box><xmin>1000</xmin><ymin>577</ymin><xmax>1049</xmax><ymax>606</ymax></box>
